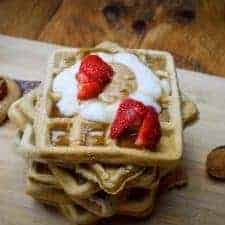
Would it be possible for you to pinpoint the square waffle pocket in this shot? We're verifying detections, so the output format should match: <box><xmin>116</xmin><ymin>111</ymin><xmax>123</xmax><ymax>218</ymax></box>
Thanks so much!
<box><xmin>33</xmin><ymin>43</ymin><xmax>183</xmax><ymax>167</ymax></box>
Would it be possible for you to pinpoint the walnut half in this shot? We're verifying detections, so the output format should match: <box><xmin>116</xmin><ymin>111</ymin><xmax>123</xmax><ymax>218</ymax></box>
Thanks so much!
<box><xmin>206</xmin><ymin>146</ymin><xmax>225</xmax><ymax>180</ymax></box>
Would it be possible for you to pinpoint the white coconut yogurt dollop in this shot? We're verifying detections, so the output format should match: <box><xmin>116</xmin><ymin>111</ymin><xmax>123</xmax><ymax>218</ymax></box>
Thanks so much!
<box><xmin>52</xmin><ymin>52</ymin><xmax>164</xmax><ymax>123</ymax></box>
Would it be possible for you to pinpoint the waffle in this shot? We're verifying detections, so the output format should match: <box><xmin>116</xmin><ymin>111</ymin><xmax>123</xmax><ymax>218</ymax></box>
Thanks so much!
<box><xmin>29</xmin><ymin>160</ymin><xmax>158</xmax><ymax>192</ymax></box>
<box><xmin>31</xmin><ymin>42</ymin><xmax>183</xmax><ymax>167</ymax></box>
<box><xmin>27</xmin><ymin>159</ymin><xmax>187</xmax><ymax>219</ymax></box>
<box><xmin>26</xmin><ymin>162</ymin><xmax>158</xmax><ymax>218</ymax></box>
<box><xmin>26</xmin><ymin>147</ymin><xmax>158</xmax><ymax>218</ymax></box>
<box><xmin>30</xmin><ymin>160</ymin><xmax>158</xmax><ymax>190</ymax></box>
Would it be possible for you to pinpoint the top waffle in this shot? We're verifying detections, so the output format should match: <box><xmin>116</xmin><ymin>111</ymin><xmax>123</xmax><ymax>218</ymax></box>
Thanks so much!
<box><xmin>31</xmin><ymin>42</ymin><xmax>182</xmax><ymax>167</ymax></box>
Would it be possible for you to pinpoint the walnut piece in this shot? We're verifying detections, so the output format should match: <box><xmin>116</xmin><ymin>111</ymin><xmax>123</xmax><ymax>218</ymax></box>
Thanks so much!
<box><xmin>206</xmin><ymin>146</ymin><xmax>225</xmax><ymax>179</ymax></box>
<box><xmin>0</xmin><ymin>77</ymin><xmax>8</xmax><ymax>100</ymax></box>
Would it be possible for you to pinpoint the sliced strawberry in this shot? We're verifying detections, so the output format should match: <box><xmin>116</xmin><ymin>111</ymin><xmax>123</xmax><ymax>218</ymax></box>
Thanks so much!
<box><xmin>135</xmin><ymin>106</ymin><xmax>161</xmax><ymax>149</ymax></box>
<box><xmin>76</xmin><ymin>55</ymin><xmax>114</xmax><ymax>100</ymax></box>
<box><xmin>110</xmin><ymin>98</ymin><xmax>147</xmax><ymax>139</ymax></box>
<box><xmin>79</xmin><ymin>55</ymin><xmax>113</xmax><ymax>84</ymax></box>
<box><xmin>110</xmin><ymin>99</ymin><xmax>161</xmax><ymax>150</ymax></box>
<box><xmin>77</xmin><ymin>81</ymin><xmax>102</xmax><ymax>100</ymax></box>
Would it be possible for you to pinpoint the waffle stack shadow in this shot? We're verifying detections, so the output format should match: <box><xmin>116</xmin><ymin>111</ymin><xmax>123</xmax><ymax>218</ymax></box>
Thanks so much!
<box><xmin>8</xmin><ymin>42</ymin><xmax>198</xmax><ymax>224</ymax></box>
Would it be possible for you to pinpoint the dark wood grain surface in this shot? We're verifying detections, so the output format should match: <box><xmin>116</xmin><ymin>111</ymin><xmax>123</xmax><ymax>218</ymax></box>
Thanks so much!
<box><xmin>0</xmin><ymin>0</ymin><xmax>225</xmax><ymax>76</ymax></box>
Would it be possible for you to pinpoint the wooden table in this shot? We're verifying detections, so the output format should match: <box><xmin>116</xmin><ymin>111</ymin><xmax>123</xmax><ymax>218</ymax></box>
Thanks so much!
<box><xmin>0</xmin><ymin>35</ymin><xmax>225</xmax><ymax>225</ymax></box>
<box><xmin>0</xmin><ymin>0</ymin><xmax>225</xmax><ymax>77</ymax></box>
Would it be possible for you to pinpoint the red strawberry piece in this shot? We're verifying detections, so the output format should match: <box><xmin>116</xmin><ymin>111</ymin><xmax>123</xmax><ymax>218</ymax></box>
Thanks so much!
<box><xmin>77</xmin><ymin>81</ymin><xmax>102</xmax><ymax>100</ymax></box>
<box><xmin>79</xmin><ymin>55</ymin><xmax>113</xmax><ymax>84</ymax></box>
<box><xmin>110</xmin><ymin>98</ymin><xmax>147</xmax><ymax>139</ymax></box>
<box><xmin>135</xmin><ymin>106</ymin><xmax>161</xmax><ymax>149</ymax></box>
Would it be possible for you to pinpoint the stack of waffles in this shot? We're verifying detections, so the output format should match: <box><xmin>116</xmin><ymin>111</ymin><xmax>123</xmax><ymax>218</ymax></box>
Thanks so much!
<box><xmin>8</xmin><ymin>42</ymin><xmax>198</xmax><ymax>224</ymax></box>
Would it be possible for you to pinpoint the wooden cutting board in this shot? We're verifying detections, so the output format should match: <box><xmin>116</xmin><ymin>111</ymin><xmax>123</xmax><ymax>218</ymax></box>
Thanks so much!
<box><xmin>0</xmin><ymin>35</ymin><xmax>225</xmax><ymax>225</ymax></box>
